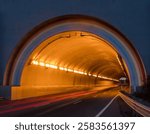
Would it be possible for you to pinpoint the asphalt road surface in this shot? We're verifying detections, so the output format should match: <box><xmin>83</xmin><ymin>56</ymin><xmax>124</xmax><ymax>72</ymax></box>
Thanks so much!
<box><xmin>0</xmin><ymin>86</ymin><xmax>142</xmax><ymax>117</ymax></box>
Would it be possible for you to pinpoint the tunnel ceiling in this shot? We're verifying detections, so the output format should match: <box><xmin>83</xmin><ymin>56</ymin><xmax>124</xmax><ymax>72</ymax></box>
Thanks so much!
<box><xmin>27</xmin><ymin>31</ymin><xmax>125</xmax><ymax>80</ymax></box>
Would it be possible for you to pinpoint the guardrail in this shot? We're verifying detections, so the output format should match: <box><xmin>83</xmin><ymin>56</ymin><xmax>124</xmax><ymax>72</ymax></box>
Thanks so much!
<box><xmin>119</xmin><ymin>92</ymin><xmax>150</xmax><ymax>117</ymax></box>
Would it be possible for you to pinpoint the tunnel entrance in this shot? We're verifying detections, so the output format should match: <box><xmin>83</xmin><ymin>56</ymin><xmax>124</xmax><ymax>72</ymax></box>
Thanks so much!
<box><xmin>2</xmin><ymin>15</ymin><xmax>146</xmax><ymax>100</ymax></box>
<box><xmin>21</xmin><ymin>31</ymin><xmax>126</xmax><ymax>87</ymax></box>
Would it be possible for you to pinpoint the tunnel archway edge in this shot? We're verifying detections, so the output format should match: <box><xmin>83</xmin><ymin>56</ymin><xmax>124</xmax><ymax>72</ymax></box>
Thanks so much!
<box><xmin>3</xmin><ymin>15</ymin><xmax>147</xmax><ymax>98</ymax></box>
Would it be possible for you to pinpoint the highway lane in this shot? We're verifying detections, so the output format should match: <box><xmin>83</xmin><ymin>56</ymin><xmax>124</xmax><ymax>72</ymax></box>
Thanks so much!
<box><xmin>0</xmin><ymin>86</ymin><xmax>142</xmax><ymax>117</ymax></box>
<box><xmin>38</xmin><ymin>87</ymin><xmax>120</xmax><ymax>117</ymax></box>
<box><xmin>33</xmin><ymin>87</ymin><xmax>141</xmax><ymax>117</ymax></box>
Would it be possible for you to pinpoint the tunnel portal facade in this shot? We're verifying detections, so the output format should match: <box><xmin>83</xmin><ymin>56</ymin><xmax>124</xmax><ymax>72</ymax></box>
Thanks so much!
<box><xmin>1</xmin><ymin>15</ymin><xmax>147</xmax><ymax>100</ymax></box>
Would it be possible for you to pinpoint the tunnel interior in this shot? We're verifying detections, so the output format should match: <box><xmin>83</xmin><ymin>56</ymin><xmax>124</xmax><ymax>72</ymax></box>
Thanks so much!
<box><xmin>21</xmin><ymin>31</ymin><xmax>128</xmax><ymax>89</ymax></box>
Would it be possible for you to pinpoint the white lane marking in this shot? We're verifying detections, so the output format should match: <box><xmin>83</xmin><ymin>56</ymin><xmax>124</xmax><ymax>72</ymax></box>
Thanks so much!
<box><xmin>73</xmin><ymin>100</ymin><xmax>82</xmax><ymax>104</ymax></box>
<box><xmin>95</xmin><ymin>95</ymin><xmax>118</xmax><ymax>117</ymax></box>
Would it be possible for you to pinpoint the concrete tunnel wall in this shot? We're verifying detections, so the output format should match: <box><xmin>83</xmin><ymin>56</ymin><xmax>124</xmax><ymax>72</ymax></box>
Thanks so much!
<box><xmin>21</xmin><ymin>65</ymin><xmax>97</xmax><ymax>86</ymax></box>
<box><xmin>22</xmin><ymin>64</ymin><xmax>115</xmax><ymax>86</ymax></box>
<box><xmin>11</xmin><ymin>65</ymin><xmax>115</xmax><ymax>100</ymax></box>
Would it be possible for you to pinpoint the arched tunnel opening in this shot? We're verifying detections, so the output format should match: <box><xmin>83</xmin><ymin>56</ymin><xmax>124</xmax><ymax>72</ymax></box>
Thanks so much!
<box><xmin>22</xmin><ymin>31</ymin><xmax>128</xmax><ymax>86</ymax></box>
<box><xmin>2</xmin><ymin>15</ymin><xmax>146</xmax><ymax>100</ymax></box>
<box><xmin>20</xmin><ymin>31</ymin><xmax>129</xmax><ymax>98</ymax></box>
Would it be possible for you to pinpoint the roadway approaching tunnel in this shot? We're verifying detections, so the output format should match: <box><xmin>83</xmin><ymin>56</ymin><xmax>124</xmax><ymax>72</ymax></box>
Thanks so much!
<box><xmin>1</xmin><ymin>15</ymin><xmax>147</xmax><ymax>100</ymax></box>
<box><xmin>0</xmin><ymin>87</ymin><xmax>143</xmax><ymax>117</ymax></box>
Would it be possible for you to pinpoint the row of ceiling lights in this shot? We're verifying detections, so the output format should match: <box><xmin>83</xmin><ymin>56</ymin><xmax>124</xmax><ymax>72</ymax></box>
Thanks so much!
<box><xmin>31</xmin><ymin>60</ymin><xmax>119</xmax><ymax>82</ymax></box>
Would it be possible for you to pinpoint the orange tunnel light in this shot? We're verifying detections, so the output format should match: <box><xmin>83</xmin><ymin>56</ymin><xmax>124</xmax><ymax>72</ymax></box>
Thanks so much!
<box><xmin>31</xmin><ymin>60</ymin><xmax>119</xmax><ymax>82</ymax></box>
